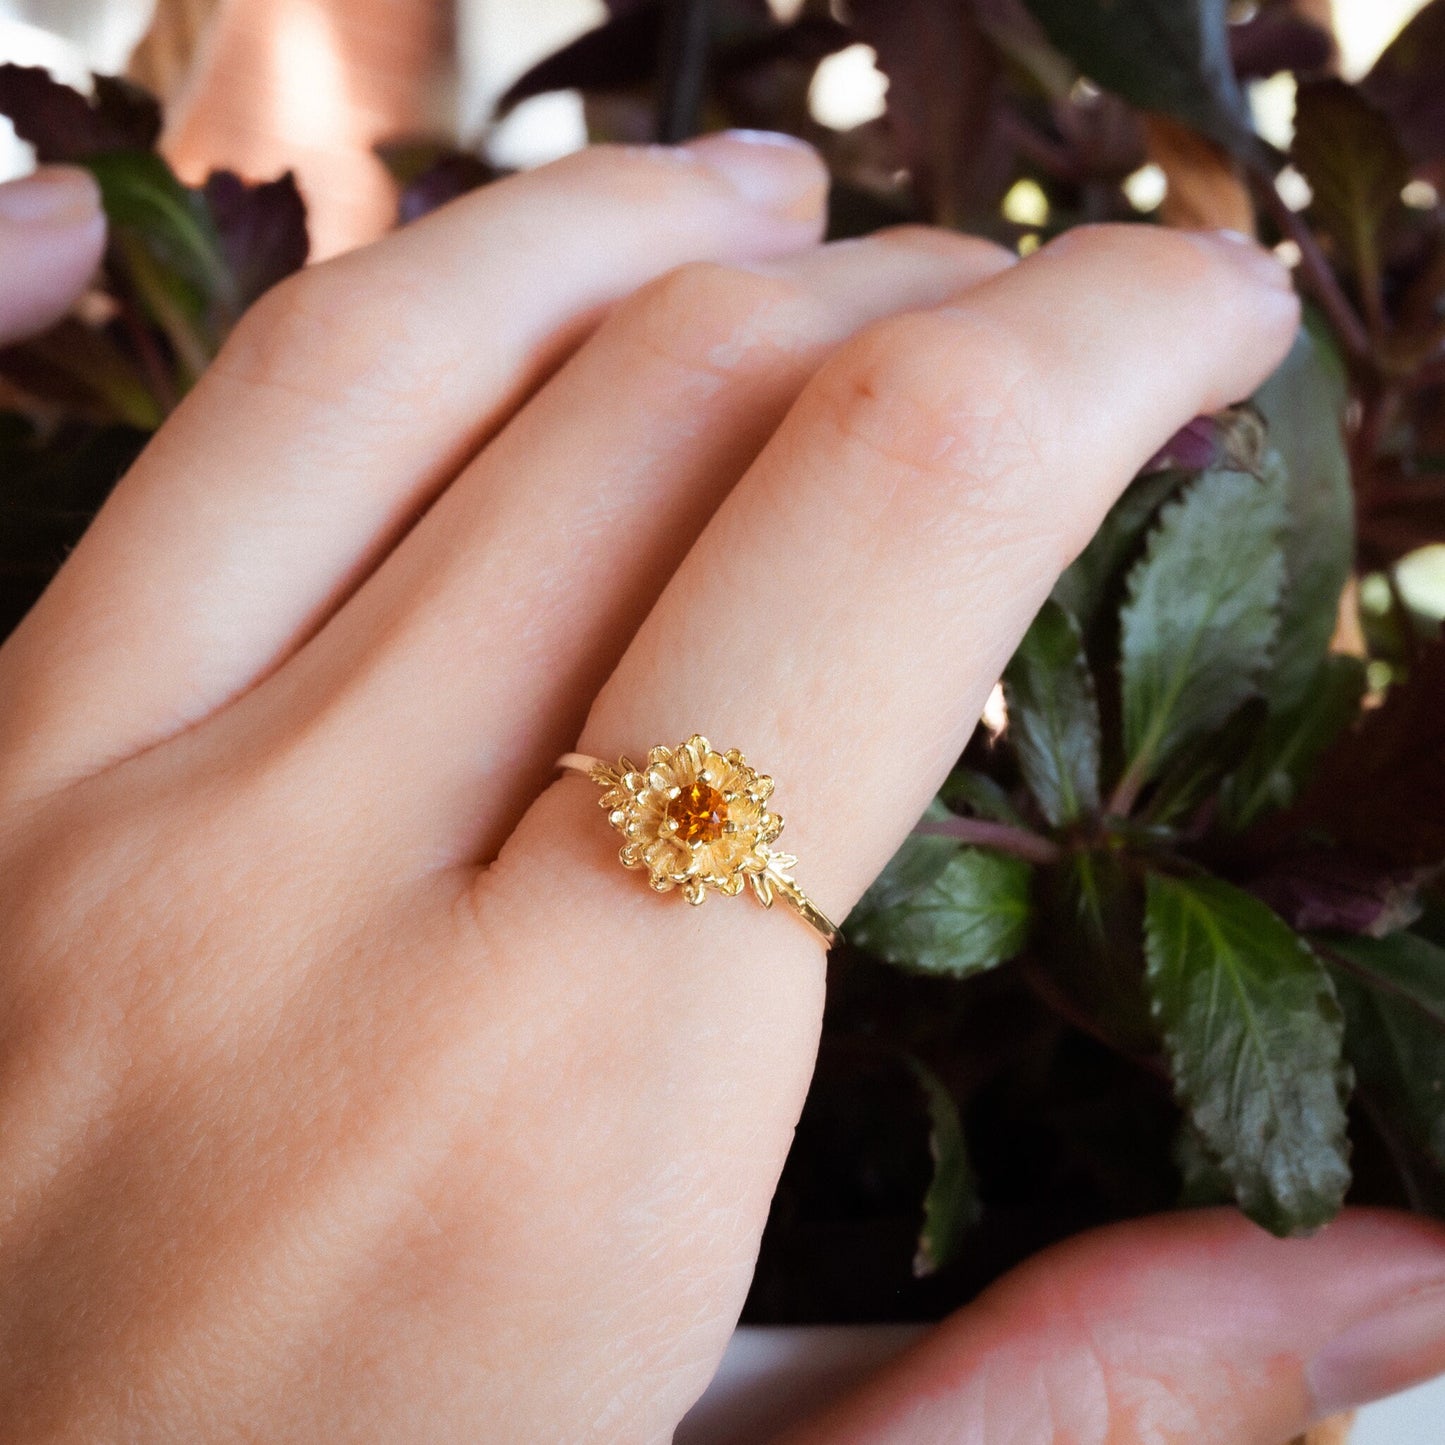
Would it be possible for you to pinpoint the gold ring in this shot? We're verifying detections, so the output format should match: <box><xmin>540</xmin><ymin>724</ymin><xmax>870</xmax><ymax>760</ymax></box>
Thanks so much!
<box><xmin>557</xmin><ymin>734</ymin><xmax>838</xmax><ymax>947</ymax></box>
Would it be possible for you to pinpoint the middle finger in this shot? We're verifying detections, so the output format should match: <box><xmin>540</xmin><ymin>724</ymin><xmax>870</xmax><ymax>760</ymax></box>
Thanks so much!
<box><xmin>224</xmin><ymin>228</ymin><xmax>1014</xmax><ymax>869</ymax></box>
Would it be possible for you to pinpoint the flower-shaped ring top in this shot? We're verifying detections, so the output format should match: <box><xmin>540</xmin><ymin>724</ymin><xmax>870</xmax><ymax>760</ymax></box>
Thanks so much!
<box><xmin>556</xmin><ymin>735</ymin><xmax>837</xmax><ymax>946</ymax></box>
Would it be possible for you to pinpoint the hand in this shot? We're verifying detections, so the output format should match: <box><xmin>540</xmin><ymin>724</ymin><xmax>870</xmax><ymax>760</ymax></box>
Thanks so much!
<box><xmin>0</xmin><ymin>165</ymin><xmax>105</xmax><ymax>343</ymax></box>
<box><xmin>1</xmin><ymin>133</ymin><xmax>1441</xmax><ymax>1444</ymax></box>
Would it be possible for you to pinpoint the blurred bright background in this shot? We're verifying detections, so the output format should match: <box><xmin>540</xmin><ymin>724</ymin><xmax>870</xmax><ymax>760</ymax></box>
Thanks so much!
<box><xmin>0</xmin><ymin>0</ymin><xmax>1435</xmax><ymax>184</ymax></box>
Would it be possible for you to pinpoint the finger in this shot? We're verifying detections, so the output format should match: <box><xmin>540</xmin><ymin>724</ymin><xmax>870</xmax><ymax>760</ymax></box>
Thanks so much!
<box><xmin>577</xmin><ymin>225</ymin><xmax>1301</xmax><ymax>915</ymax></box>
<box><xmin>455</xmin><ymin>227</ymin><xmax>1299</xmax><ymax>1437</ymax></box>
<box><xmin>0</xmin><ymin>167</ymin><xmax>104</xmax><ymax>344</ymax></box>
<box><xmin>778</xmin><ymin>1210</ymin><xmax>1445</xmax><ymax>1445</ymax></box>
<box><xmin>0</xmin><ymin>134</ymin><xmax>827</xmax><ymax>796</ymax></box>
<box><xmin>243</xmin><ymin>227</ymin><xmax>1015</xmax><ymax>870</ymax></box>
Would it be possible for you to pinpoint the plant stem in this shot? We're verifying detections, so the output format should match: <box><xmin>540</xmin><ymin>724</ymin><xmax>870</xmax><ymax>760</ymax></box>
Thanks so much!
<box><xmin>913</xmin><ymin>815</ymin><xmax>1063</xmax><ymax>865</ymax></box>
<box><xmin>1106</xmin><ymin>757</ymin><xmax>1148</xmax><ymax>820</ymax></box>
<box><xmin>1246</xmin><ymin>160</ymin><xmax>1372</xmax><ymax>364</ymax></box>
<box><xmin>1018</xmin><ymin>958</ymin><xmax>1172</xmax><ymax>1085</ymax></box>
<box><xmin>655</xmin><ymin>0</ymin><xmax>712</xmax><ymax>144</ymax></box>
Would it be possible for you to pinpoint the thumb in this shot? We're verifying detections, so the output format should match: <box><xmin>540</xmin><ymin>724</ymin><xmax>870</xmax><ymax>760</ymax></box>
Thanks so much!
<box><xmin>781</xmin><ymin>1209</ymin><xmax>1445</xmax><ymax>1445</ymax></box>
<box><xmin>0</xmin><ymin>166</ymin><xmax>105</xmax><ymax>345</ymax></box>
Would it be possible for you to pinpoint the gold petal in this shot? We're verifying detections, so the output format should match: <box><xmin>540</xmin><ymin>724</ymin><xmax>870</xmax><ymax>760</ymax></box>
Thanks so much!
<box><xmin>768</xmin><ymin>851</ymin><xmax>799</xmax><ymax>873</ymax></box>
<box><xmin>649</xmin><ymin>874</ymin><xmax>675</xmax><ymax>893</ymax></box>
<box><xmin>720</xmin><ymin>873</ymin><xmax>745</xmax><ymax>896</ymax></box>
<box><xmin>750</xmin><ymin>774</ymin><xmax>775</xmax><ymax>803</ymax></box>
<box><xmin>683</xmin><ymin>879</ymin><xmax>707</xmax><ymax>906</ymax></box>
<box><xmin>682</xmin><ymin>736</ymin><xmax>710</xmax><ymax>776</ymax></box>
<box><xmin>647</xmin><ymin>744</ymin><xmax>675</xmax><ymax>767</ymax></box>
<box><xmin>646</xmin><ymin>767</ymin><xmax>673</xmax><ymax>793</ymax></box>
<box><xmin>619</xmin><ymin>843</ymin><xmax>644</xmax><ymax>868</ymax></box>
<box><xmin>761</xmin><ymin>812</ymin><xmax>784</xmax><ymax>842</ymax></box>
<box><xmin>750</xmin><ymin>872</ymin><xmax>775</xmax><ymax>907</ymax></box>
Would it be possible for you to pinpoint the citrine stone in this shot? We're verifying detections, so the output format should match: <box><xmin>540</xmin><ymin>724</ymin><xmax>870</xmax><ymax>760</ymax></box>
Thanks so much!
<box><xmin>668</xmin><ymin>780</ymin><xmax>727</xmax><ymax>844</ymax></box>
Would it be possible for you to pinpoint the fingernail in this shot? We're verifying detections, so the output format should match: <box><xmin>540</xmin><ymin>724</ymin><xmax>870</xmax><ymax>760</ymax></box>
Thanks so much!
<box><xmin>1188</xmin><ymin>227</ymin><xmax>1295</xmax><ymax>294</ymax></box>
<box><xmin>0</xmin><ymin>165</ymin><xmax>102</xmax><ymax>227</ymax></box>
<box><xmin>681</xmin><ymin>130</ymin><xmax>828</xmax><ymax>222</ymax></box>
<box><xmin>1308</xmin><ymin>1281</ymin><xmax>1445</xmax><ymax>1416</ymax></box>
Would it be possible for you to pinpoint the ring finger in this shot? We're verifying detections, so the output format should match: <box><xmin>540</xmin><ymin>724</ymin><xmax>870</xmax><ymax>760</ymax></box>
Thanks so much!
<box><xmin>216</xmin><ymin>226</ymin><xmax>1016</xmax><ymax>870</ymax></box>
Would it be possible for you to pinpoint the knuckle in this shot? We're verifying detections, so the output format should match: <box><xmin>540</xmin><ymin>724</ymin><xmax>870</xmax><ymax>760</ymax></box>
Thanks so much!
<box><xmin>611</xmin><ymin>260</ymin><xmax>817</xmax><ymax>384</ymax></box>
<box><xmin>816</xmin><ymin>307</ymin><xmax>1045</xmax><ymax>488</ymax></box>
<box><xmin>1048</xmin><ymin>221</ymin><xmax>1222</xmax><ymax>292</ymax></box>
<box><xmin>211</xmin><ymin>258</ymin><xmax>423</xmax><ymax>411</ymax></box>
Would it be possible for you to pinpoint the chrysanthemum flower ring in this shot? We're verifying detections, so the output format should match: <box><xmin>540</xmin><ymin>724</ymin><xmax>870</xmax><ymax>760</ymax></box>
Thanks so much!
<box><xmin>557</xmin><ymin>735</ymin><xmax>838</xmax><ymax>945</ymax></box>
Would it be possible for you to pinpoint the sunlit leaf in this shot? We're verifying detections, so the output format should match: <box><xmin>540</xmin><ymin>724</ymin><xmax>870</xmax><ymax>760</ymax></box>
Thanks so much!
<box><xmin>850</xmin><ymin>829</ymin><xmax>1032</xmax><ymax>978</ymax></box>
<box><xmin>907</xmin><ymin>1056</ymin><xmax>980</xmax><ymax>1277</ymax></box>
<box><xmin>1118</xmin><ymin>469</ymin><xmax>1286</xmax><ymax>803</ymax></box>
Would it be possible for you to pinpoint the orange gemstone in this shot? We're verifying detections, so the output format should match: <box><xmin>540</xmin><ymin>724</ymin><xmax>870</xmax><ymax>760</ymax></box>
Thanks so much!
<box><xmin>668</xmin><ymin>780</ymin><xmax>727</xmax><ymax>844</ymax></box>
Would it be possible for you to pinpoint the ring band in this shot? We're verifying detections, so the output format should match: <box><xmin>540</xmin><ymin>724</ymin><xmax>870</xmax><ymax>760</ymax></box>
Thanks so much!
<box><xmin>557</xmin><ymin>735</ymin><xmax>838</xmax><ymax>947</ymax></box>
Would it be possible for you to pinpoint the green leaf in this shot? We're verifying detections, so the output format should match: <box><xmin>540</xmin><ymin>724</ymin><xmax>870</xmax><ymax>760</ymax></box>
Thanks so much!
<box><xmin>1117</xmin><ymin>469</ymin><xmax>1287</xmax><ymax>804</ymax></box>
<box><xmin>1250</xmin><ymin>320</ymin><xmax>1355</xmax><ymax>712</ymax></box>
<box><xmin>1004</xmin><ymin>599</ymin><xmax>1102</xmax><ymax>827</ymax></box>
<box><xmin>850</xmin><ymin>800</ymin><xmax>958</xmax><ymax>913</ymax></box>
<box><xmin>849</xmin><ymin>839</ymin><xmax>1032</xmax><ymax>979</ymax></box>
<box><xmin>1053</xmin><ymin>470</ymin><xmax>1184</xmax><ymax>634</ymax></box>
<box><xmin>1142</xmin><ymin>696</ymin><xmax>1268</xmax><ymax>828</ymax></box>
<box><xmin>1291</xmin><ymin>80</ymin><xmax>1409</xmax><ymax>312</ymax></box>
<box><xmin>1037</xmin><ymin>848</ymin><xmax>1158</xmax><ymax>1054</ymax></box>
<box><xmin>1144</xmin><ymin>872</ymin><xmax>1352</xmax><ymax>1235</ymax></box>
<box><xmin>939</xmin><ymin>767</ymin><xmax>1025</xmax><ymax>825</ymax></box>
<box><xmin>1017</xmin><ymin>0</ymin><xmax>1256</xmax><ymax>155</ymax></box>
<box><xmin>1174</xmin><ymin>1121</ymin><xmax>1235</xmax><ymax>1208</ymax></box>
<box><xmin>1325</xmin><ymin>932</ymin><xmax>1445</xmax><ymax>1184</ymax></box>
<box><xmin>85</xmin><ymin>151</ymin><xmax>236</xmax><ymax>373</ymax></box>
<box><xmin>907</xmin><ymin>1057</ymin><xmax>980</xmax><ymax>1277</ymax></box>
<box><xmin>1220</xmin><ymin>654</ymin><xmax>1367</xmax><ymax>830</ymax></box>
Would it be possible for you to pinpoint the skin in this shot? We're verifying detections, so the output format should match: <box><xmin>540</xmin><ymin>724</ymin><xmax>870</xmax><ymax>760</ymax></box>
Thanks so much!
<box><xmin>1</xmin><ymin>141</ymin><xmax>1444</xmax><ymax>1444</ymax></box>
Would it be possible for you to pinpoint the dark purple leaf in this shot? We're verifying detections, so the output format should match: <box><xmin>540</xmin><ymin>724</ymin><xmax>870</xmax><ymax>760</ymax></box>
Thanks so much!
<box><xmin>394</xmin><ymin>153</ymin><xmax>499</xmax><ymax>225</ymax></box>
<box><xmin>1252</xmin><ymin>850</ymin><xmax>1428</xmax><ymax>937</ymax></box>
<box><xmin>0</xmin><ymin>317</ymin><xmax>162</xmax><ymax>430</ymax></box>
<box><xmin>1228</xmin><ymin>9</ymin><xmax>1334</xmax><ymax>82</ymax></box>
<box><xmin>1361</xmin><ymin>0</ymin><xmax>1445</xmax><ymax>169</ymax></box>
<box><xmin>1292</xmin><ymin>81</ymin><xmax>1410</xmax><ymax>297</ymax></box>
<box><xmin>1284</xmin><ymin>637</ymin><xmax>1445</xmax><ymax>869</ymax></box>
<box><xmin>0</xmin><ymin>64</ymin><xmax>160</xmax><ymax>163</ymax></box>
<box><xmin>721</xmin><ymin>15</ymin><xmax>854</xmax><ymax>72</ymax></box>
<box><xmin>1051</xmin><ymin>88</ymin><xmax>1149</xmax><ymax>181</ymax></box>
<box><xmin>1146</xmin><ymin>418</ymin><xmax>1221</xmax><ymax>474</ymax></box>
<box><xmin>500</xmin><ymin>8</ymin><xmax>659</xmax><ymax>110</ymax></box>
<box><xmin>1360</xmin><ymin>476</ymin><xmax>1445</xmax><ymax>570</ymax></box>
<box><xmin>498</xmin><ymin>5</ymin><xmax>848</xmax><ymax>114</ymax></box>
<box><xmin>850</xmin><ymin>0</ymin><xmax>1007</xmax><ymax>227</ymax></box>
<box><xmin>201</xmin><ymin>171</ymin><xmax>309</xmax><ymax>311</ymax></box>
